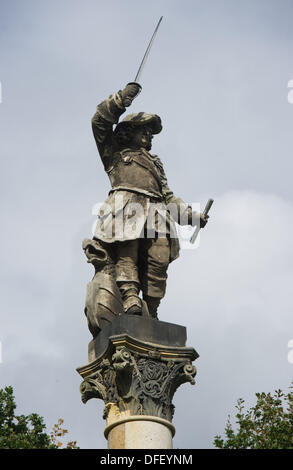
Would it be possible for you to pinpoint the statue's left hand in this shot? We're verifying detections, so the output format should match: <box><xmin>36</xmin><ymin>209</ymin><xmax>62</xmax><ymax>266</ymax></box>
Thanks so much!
<box><xmin>199</xmin><ymin>213</ymin><xmax>209</xmax><ymax>228</ymax></box>
<box><xmin>189</xmin><ymin>210</ymin><xmax>209</xmax><ymax>228</ymax></box>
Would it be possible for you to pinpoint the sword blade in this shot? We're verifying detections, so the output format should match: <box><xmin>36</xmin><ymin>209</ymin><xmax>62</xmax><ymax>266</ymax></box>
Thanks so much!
<box><xmin>135</xmin><ymin>16</ymin><xmax>163</xmax><ymax>83</ymax></box>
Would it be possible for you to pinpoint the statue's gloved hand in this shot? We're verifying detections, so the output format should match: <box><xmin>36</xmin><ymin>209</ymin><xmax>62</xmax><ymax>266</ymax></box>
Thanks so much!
<box><xmin>121</xmin><ymin>82</ymin><xmax>142</xmax><ymax>107</ymax></box>
<box><xmin>199</xmin><ymin>213</ymin><xmax>209</xmax><ymax>228</ymax></box>
<box><xmin>188</xmin><ymin>210</ymin><xmax>209</xmax><ymax>228</ymax></box>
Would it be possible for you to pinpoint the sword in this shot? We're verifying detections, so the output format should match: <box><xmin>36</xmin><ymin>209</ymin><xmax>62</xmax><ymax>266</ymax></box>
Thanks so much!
<box><xmin>126</xmin><ymin>17</ymin><xmax>163</xmax><ymax>95</ymax></box>
<box><xmin>134</xmin><ymin>16</ymin><xmax>163</xmax><ymax>83</ymax></box>
<box><xmin>190</xmin><ymin>199</ymin><xmax>214</xmax><ymax>244</ymax></box>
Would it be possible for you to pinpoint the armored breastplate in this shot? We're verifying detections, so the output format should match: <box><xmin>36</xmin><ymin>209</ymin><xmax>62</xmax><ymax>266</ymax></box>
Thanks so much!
<box><xmin>107</xmin><ymin>149</ymin><xmax>163</xmax><ymax>199</ymax></box>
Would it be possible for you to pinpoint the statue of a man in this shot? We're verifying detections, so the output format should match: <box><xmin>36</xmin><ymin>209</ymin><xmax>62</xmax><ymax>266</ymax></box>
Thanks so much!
<box><xmin>91</xmin><ymin>83</ymin><xmax>208</xmax><ymax>319</ymax></box>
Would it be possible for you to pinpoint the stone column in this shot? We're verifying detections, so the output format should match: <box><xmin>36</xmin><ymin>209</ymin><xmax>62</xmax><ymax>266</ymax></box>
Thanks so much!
<box><xmin>105</xmin><ymin>413</ymin><xmax>174</xmax><ymax>449</ymax></box>
<box><xmin>77</xmin><ymin>316</ymin><xmax>198</xmax><ymax>450</ymax></box>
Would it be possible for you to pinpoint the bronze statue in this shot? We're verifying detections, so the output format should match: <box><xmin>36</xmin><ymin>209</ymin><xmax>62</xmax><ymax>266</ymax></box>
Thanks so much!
<box><xmin>82</xmin><ymin>82</ymin><xmax>209</xmax><ymax>337</ymax></box>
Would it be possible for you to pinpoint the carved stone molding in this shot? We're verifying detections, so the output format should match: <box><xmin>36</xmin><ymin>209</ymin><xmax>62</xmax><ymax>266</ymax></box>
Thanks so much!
<box><xmin>78</xmin><ymin>331</ymin><xmax>198</xmax><ymax>423</ymax></box>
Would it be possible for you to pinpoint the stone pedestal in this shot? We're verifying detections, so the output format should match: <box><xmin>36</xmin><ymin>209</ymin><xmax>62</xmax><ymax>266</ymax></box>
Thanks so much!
<box><xmin>77</xmin><ymin>316</ymin><xmax>198</xmax><ymax>449</ymax></box>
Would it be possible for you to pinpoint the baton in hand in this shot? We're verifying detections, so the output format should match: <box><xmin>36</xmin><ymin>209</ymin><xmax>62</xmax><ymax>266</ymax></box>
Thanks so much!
<box><xmin>190</xmin><ymin>199</ymin><xmax>214</xmax><ymax>244</ymax></box>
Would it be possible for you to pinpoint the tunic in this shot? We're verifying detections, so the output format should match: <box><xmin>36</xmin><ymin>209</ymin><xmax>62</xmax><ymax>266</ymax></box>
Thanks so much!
<box><xmin>92</xmin><ymin>90</ymin><xmax>192</xmax><ymax>262</ymax></box>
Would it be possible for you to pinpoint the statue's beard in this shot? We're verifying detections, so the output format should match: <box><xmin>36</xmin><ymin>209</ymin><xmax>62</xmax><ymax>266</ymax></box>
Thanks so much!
<box><xmin>129</xmin><ymin>134</ymin><xmax>152</xmax><ymax>151</ymax></box>
<box><xmin>141</xmin><ymin>137</ymin><xmax>152</xmax><ymax>151</ymax></box>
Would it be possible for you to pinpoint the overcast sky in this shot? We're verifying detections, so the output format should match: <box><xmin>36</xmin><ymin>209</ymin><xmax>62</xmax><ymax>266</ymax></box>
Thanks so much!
<box><xmin>1</xmin><ymin>0</ymin><xmax>293</xmax><ymax>449</ymax></box>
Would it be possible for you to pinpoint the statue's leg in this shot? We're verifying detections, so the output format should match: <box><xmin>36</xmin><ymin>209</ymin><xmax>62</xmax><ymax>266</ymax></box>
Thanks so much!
<box><xmin>140</xmin><ymin>237</ymin><xmax>170</xmax><ymax>319</ymax></box>
<box><xmin>115</xmin><ymin>239</ymin><xmax>142</xmax><ymax>315</ymax></box>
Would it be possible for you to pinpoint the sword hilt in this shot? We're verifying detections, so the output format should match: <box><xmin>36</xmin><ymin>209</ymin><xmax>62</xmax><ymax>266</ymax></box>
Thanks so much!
<box><xmin>123</xmin><ymin>82</ymin><xmax>142</xmax><ymax>107</ymax></box>
<box><xmin>126</xmin><ymin>82</ymin><xmax>142</xmax><ymax>98</ymax></box>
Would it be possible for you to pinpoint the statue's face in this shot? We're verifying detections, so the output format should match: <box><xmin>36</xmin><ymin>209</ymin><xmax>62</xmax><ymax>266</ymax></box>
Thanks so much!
<box><xmin>130</xmin><ymin>126</ymin><xmax>153</xmax><ymax>151</ymax></box>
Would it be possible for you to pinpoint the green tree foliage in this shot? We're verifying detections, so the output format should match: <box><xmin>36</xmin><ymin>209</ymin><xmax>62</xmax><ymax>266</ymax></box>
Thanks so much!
<box><xmin>0</xmin><ymin>386</ymin><xmax>78</xmax><ymax>449</ymax></box>
<box><xmin>214</xmin><ymin>385</ymin><xmax>293</xmax><ymax>449</ymax></box>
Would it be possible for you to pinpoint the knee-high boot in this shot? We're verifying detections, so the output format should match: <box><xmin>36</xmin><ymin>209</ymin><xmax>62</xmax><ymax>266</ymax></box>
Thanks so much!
<box><xmin>118</xmin><ymin>281</ymin><xmax>142</xmax><ymax>315</ymax></box>
<box><xmin>143</xmin><ymin>295</ymin><xmax>161</xmax><ymax>319</ymax></box>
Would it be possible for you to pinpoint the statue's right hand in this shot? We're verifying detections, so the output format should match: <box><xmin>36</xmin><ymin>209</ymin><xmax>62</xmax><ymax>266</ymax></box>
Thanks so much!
<box><xmin>121</xmin><ymin>82</ymin><xmax>142</xmax><ymax>107</ymax></box>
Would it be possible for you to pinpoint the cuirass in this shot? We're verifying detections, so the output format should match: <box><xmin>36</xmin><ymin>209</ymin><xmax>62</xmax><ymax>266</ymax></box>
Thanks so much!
<box><xmin>107</xmin><ymin>149</ymin><xmax>163</xmax><ymax>198</ymax></box>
